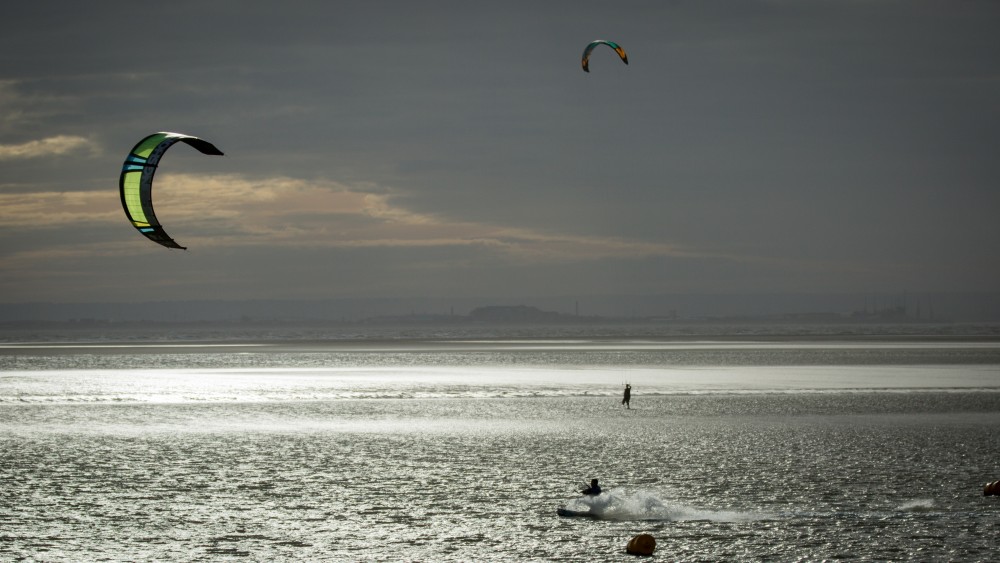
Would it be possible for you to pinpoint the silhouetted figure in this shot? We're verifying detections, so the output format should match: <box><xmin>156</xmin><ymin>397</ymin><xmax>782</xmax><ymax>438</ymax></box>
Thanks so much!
<box><xmin>581</xmin><ymin>478</ymin><xmax>602</xmax><ymax>496</ymax></box>
<box><xmin>622</xmin><ymin>384</ymin><xmax>631</xmax><ymax>409</ymax></box>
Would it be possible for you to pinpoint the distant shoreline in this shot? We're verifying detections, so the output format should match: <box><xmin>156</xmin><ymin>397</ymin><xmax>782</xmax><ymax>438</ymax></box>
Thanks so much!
<box><xmin>2</xmin><ymin>320</ymin><xmax>999</xmax><ymax>348</ymax></box>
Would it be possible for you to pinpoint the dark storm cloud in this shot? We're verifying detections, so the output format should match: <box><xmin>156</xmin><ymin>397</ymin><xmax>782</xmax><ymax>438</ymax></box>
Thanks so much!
<box><xmin>1</xmin><ymin>0</ymin><xmax>998</xmax><ymax>303</ymax></box>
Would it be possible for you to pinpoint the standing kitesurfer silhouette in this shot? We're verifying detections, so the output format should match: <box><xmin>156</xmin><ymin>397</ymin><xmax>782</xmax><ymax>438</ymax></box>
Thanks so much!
<box><xmin>622</xmin><ymin>384</ymin><xmax>631</xmax><ymax>409</ymax></box>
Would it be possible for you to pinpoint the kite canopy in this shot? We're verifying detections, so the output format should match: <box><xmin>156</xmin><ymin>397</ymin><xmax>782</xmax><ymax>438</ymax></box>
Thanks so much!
<box><xmin>119</xmin><ymin>132</ymin><xmax>223</xmax><ymax>250</ymax></box>
<box><xmin>581</xmin><ymin>40</ymin><xmax>628</xmax><ymax>73</ymax></box>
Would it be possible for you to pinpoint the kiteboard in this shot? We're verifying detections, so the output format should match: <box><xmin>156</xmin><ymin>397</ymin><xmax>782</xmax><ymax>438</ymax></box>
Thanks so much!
<box><xmin>557</xmin><ymin>507</ymin><xmax>597</xmax><ymax>518</ymax></box>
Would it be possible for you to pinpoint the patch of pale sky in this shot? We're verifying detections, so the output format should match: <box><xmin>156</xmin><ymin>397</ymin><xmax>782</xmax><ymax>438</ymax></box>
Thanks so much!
<box><xmin>0</xmin><ymin>135</ymin><xmax>94</xmax><ymax>161</ymax></box>
<box><xmin>0</xmin><ymin>190</ymin><xmax>117</xmax><ymax>227</ymax></box>
<box><xmin>0</xmin><ymin>172</ymin><xmax>702</xmax><ymax>265</ymax></box>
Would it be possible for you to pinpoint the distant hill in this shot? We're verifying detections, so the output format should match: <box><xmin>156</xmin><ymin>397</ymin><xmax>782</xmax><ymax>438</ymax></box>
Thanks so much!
<box><xmin>1</xmin><ymin>293</ymin><xmax>999</xmax><ymax>323</ymax></box>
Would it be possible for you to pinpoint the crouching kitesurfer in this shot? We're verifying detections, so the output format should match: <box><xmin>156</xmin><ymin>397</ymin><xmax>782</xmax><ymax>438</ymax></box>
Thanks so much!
<box><xmin>581</xmin><ymin>478</ymin><xmax>602</xmax><ymax>496</ymax></box>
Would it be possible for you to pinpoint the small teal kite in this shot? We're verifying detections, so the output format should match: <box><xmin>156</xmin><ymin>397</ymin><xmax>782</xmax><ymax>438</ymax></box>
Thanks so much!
<box><xmin>581</xmin><ymin>40</ymin><xmax>628</xmax><ymax>72</ymax></box>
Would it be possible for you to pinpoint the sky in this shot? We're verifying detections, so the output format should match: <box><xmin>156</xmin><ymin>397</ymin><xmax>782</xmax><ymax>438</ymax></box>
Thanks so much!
<box><xmin>1</xmin><ymin>0</ymin><xmax>998</xmax><ymax>309</ymax></box>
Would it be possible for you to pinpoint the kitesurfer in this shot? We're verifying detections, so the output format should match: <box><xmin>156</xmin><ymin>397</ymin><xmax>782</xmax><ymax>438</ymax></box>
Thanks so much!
<box><xmin>581</xmin><ymin>478</ymin><xmax>602</xmax><ymax>496</ymax></box>
<box><xmin>622</xmin><ymin>384</ymin><xmax>631</xmax><ymax>409</ymax></box>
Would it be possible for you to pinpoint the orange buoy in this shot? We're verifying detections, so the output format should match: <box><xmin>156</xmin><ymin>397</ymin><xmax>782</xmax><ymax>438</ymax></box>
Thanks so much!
<box><xmin>985</xmin><ymin>480</ymin><xmax>1000</xmax><ymax>496</ymax></box>
<box><xmin>626</xmin><ymin>533</ymin><xmax>656</xmax><ymax>556</ymax></box>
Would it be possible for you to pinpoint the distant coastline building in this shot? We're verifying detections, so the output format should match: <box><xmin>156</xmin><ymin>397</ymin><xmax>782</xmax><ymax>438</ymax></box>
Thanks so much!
<box><xmin>468</xmin><ymin>305</ymin><xmax>563</xmax><ymax>323</ymax></box>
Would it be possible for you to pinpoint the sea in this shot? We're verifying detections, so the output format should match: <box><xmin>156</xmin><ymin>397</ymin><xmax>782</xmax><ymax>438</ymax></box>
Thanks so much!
<box><xmin>1</xmin><ymin>321</ymin><xmax>999</xmax><ymax>562</ymax></box>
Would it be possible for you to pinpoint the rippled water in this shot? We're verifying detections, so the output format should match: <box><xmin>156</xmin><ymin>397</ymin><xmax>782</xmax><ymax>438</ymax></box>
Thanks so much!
<box><xmin>2</xmin><ymin>324</ymin><xmax>999</xmax><ymax>561</ymax></box>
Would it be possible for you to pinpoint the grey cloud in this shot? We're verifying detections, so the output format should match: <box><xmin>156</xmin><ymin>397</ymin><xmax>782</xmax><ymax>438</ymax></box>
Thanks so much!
<box><xmin>1</xmin><ymin>0</ymin><xmax>998</xmax><ymax>306</ymax></box>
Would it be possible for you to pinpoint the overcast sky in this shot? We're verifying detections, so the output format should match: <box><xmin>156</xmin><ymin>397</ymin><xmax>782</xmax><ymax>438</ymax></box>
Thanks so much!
<box><xmin>1</xmin><ymin>0</ymin><xmax>997</xmax><ymax>305</ymax></box>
